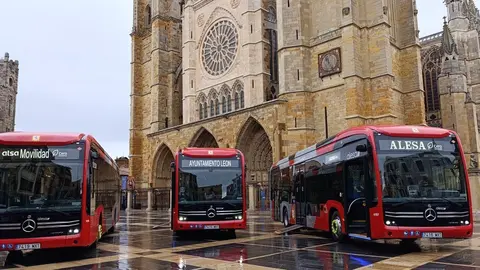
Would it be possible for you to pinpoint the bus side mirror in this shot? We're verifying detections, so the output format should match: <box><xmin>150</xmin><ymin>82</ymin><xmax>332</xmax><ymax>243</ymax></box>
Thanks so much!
<box><xmin>356</xmin><ymin>144</ymin><xmax>368</xmax><ymax>152</ymax></box>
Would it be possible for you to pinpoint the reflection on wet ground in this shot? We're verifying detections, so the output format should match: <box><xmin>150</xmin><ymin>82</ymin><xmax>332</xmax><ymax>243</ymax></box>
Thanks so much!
<box><xmin>1</xmin><ymin>210</ymin><xmax>480</xmax><ymax>269</ymax></box>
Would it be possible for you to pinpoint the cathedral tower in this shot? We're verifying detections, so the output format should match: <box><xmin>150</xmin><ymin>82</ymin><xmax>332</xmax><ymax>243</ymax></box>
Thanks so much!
<box><xmin>129</xmin><ymin>0</ymin><xmax>183</xmax><ymax>185</ymax></box>
<box><xmin>438</xmin><ymin>0</ymin><xmax>480</xmax><ymax>166</ymax></box>
<box><xmin>0</xmin><ymin>53</ymin><xmax>19</xmax><ymax>132</ymax></box>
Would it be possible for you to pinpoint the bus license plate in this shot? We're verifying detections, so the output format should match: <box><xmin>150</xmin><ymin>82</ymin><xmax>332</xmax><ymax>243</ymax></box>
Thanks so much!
<box><xmin>422</xmin><ymin>232</ymin><xmax>442</xmax><ymax>238</ymax></box>
<box><xmin>16</xmin><ymin>243</ymin><xmax>41</xmax><ymax>250</ymax></box>
<box><xmin>204</xmin><ymin>225</ymin><xmax>219</xmax><ymax>230</ymax></box>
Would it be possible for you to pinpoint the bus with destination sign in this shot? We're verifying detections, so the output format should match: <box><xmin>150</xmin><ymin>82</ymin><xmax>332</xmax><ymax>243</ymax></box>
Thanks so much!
<box><xmin>170</xmin><ymin>147</ymin><xmax>247</xmax><ymax>237</ymax></box>
<box><xmin>0</xmin><ymin>132</ymin><xmax>120</xmax><ymax>256</ymax></box>
<box><xmin>269</xmin><ymin>125</ymin><xmax>473</xmax><ymax>243</ymax></box>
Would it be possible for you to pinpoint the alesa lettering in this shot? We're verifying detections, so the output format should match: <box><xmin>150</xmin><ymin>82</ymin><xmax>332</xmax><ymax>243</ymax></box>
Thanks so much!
<box><xmin>1</xmin><ymin>149</ymin><xmax>50</xmax><ymax>159</ymax></box>
<box><xmin>389</xmin><ymin>141</ymin><xmax>436</xmax><ymax>150</ymax></box>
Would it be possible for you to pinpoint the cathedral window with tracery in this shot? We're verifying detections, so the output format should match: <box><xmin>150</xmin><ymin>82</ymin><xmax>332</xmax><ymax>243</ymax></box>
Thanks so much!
<box><xmin>422</xmin><ymin>46</ymin><xmax>442</xmax><ymax>127</ymax></box>
<box><xmin>201</xmin><ymin>20</ymin><xmax>239</xmax><ymax>76</ymax></box>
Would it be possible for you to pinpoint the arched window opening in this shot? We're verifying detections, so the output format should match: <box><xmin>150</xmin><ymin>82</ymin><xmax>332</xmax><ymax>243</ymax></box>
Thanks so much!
<box><xmin>215</xmin><ymin>98</ymin><xmax>220</xmax><ymax>115</ymax></box>
<box><xmin>210</xmin><ymin>100</ymin><xmax>214</xmax><ymax>117</ymax></box>
<box><xmin>8</xmin><ymin>78</ymin><xmax>13</xmax><ymax>86</ymax></box>
<box><xmin>234</xmin><ymin>92</ymin><xmax>239</xmax><ymax>110</ymax></box>
<box><xmin>240</xmin><ymin>91</ymin><xmax>244</xmax><ymax>108</ymax></box>
<box><xmin>145</xmin><ymin>5</ymin><xmax>152</xmax><ymax>26</ymax></box>
<box><xmin>222</xmin><ymin>96</ymin><xmax>227</xmax><ymax>113</ymax></box>
<box><xmin>227</xmin><ymin>95</ymin><xmax>232</xmax><ymax>112</ymax></box>
<box><xmin>199</xmin><ymin>103</ymin><xmax>203</xmax><ymax>119</ymax></box>
<box><xmin>203</xmin><ymin>102</ymin><xmax>207</xmax><ymax>118</ymax></box>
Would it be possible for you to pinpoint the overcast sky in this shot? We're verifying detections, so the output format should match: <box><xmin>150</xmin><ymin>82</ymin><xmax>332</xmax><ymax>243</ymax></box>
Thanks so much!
<box><xmin>0</xmin><ymin>0</ymin><xmax>467</xmax><ymax>159</ymax></box>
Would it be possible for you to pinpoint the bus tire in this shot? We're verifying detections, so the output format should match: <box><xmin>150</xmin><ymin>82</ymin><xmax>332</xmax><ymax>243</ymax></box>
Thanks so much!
<box><xmin>173</xmin><ymin>230</ymin><xmax>185</xmax><ymax>238</ymax></box>
<box><xmin>228</xmin><ymin>229</ymin><xmax>236</xmax><ymax>239</ymax></box>
<box><xmin>330</xmin><ymin>210</ymin><xmax>345</xmax><ymax>242</ymax></box>
<box><xmin>283</xmin><ymin>207</ymin><xmax>289</xmax><ymax>227</ymax></box>
<box><xmin>400</xmin><ymin>238</ymin><xmax>417</xmax><ymax>245</ymax></box>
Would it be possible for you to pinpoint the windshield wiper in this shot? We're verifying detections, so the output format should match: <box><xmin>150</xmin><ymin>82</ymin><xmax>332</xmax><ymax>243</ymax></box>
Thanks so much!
<box><xmin>44</xmin><ymin>208</ymin><xmax>71</xmax><ymax>216</ymax></box>
<box><xmin>391</xmin><ymin>199</ymin><xmax>415</xmax><ymax>208</ymax></box>
<box><xmin>38</xmin><ymin>202</ymin><xmax>71</xmax><ymax>216</ymax></box>
<box><xmin>222</xmin><ymin>202</ymin><xmax>239</xmax><ymax>208</ymax></box>
<box><xmin>438</xmin><ymin>197</ymin><xmax>463</xmax><ymax>207</ymax></box>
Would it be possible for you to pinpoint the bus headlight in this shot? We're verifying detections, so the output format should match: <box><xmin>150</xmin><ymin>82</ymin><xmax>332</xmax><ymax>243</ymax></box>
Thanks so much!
<box><xmin>68</xmin><ymin>228</ymin><xmax>80</xmax><ymax>234</ymax></box>
<box><xmin>235</xmin><ymin>215</ymin><xmax>243</xmax><ymax>220</ymax></box>
<box><xmin>465</xmin><ymin>220</ymin><xmax>470</xmax><ymax>225</ymax></box>
<box><xmin>386</xmin><ymin>220</ymin><xmax>391</xmax><ymax>225</ymax></box>
<box><xmin>179</xmin><ymin>216</ymin><xmax>186</xmax><ymax>221</ymax></box>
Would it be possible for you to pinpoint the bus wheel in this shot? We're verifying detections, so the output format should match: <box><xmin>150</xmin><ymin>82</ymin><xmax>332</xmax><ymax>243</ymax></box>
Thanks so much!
<box><xmin>400</xmin><ymin>238</ymin><xmax>417</xmax><ymax>245</ymax></box>
<box><xmin>227</xmin><ymin>229</ymin><xmax>236</xmax><ymax>239</ymax></box>
<box><xmin>283</xmin><ymin>208</ymin><xmax>289</xmax><ymax>227</ymax></box>
<box><xmin>330</xmin><ymin>211</ymin><xmax>344</xmax><ymax>242</ymax></box>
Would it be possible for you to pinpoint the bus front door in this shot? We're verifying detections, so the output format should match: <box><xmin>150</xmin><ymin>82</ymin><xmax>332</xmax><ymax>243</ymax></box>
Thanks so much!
<box><xmin>344</xmin><ymin>158</ymin><xmax>370</xmax><ymax>237</ymax></box>
<box><xmin>170</xmin><ymin>161</ymin><xmax>175</xmax><ymax>231</ymax></box>
<box><xmin>294</xmin><ymin>164</ymin><xmax>306</xmax><ymax>225</ymax></box>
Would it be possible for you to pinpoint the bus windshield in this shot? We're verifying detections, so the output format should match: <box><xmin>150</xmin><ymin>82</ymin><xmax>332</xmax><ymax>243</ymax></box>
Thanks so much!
<box><xmin>178</xmin><ymin>156</ymin><xmax>243</xmax><ymax>204</ymax></box>
<box><xmin>375</xmin><ymin>136</ymin><xmax>467</xmax><ymax>202</ymax></box>
<box><xmin>0</xmin><ymin>144</ymin><xmax>84</xmax><ymax>213</ymax></box>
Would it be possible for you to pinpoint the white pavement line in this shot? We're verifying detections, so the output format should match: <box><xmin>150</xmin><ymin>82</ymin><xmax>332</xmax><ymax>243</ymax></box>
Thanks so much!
<box><xmin>355</xmin><ymin>241</ymin><xmax>476</xmax><ymax>270</ymax></box>
<box><xmin>239</xmin><ymin>241</ymin><xmax>337</xmax><ymax>263</ymax></box>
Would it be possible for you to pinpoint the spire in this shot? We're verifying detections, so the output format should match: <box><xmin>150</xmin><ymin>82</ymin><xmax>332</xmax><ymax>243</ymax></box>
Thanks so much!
<box><xmin>441</xmin><ymin>17</ymin><xmax>459</xmax><ymax>56</ymax></box>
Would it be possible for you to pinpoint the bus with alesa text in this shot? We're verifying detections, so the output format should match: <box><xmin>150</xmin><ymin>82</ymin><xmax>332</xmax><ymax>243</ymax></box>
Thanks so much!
<box><xmin>269</xmin><ymin>125</ymin><xmax>473</xmax><ymax>243</ymax></box>
<box><xmin>171</xmin><ymin>147</ymin><xmax>246</xmax><ymax>237</ymax></box>
<box><xmin>0</xmin><ymin>132</ymin><xmax>121</xmax><ymax>256</ymax></box>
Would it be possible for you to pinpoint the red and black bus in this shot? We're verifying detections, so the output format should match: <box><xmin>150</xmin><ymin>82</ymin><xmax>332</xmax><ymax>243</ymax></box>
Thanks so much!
<box><xmin>171</xmin><ymin>147</ymin><xmax>247</xmax><ymax>237</ymax></box>
<box><xmin>269</xmin><ymin>125</ymin><xmax>473</xmax><ymax>243</ymax></box>
<box><xmin>0</xmin><ymin>132</ymin><xmax>120</xmax><ymax>254</ymax></box>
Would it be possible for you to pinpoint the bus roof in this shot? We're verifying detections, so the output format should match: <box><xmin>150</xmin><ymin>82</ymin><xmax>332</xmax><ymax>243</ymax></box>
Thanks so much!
<box><xmin>0</xmin><ymin>132</ymin><xmax>118</xmax><ymax>169</ymax></box>
<box><xmin>272</xmin><ymin>125</ymin><xmax>455</xmax><ymax>168</ymax></box>
<box><xmin>180</xmin><ymin>147</ymin><xmax>243</xmax><ymax>158</ymax></box>
<box><xmin>0</xmin><ymin>132</ymin><xmax>86</xmax><ymax>145</ymax></box>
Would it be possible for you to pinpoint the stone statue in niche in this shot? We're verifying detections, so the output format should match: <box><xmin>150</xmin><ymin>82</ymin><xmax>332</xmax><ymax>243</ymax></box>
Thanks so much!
<box><xmin>470</xmin><ymin>154</ymin><xmax>478</xmax><ymax>169</ymax></box>
<box><xmin>342</xmin><ymin>7</ymin><xmax>350</xmax><ymax>16</ymax></box>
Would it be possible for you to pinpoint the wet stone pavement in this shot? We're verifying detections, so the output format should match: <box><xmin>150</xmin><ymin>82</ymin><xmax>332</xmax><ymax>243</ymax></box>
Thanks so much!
<box><xmin>2</xmin><ymin>211</ymin><xmax>480</xmax><ymax>269</ymax></box>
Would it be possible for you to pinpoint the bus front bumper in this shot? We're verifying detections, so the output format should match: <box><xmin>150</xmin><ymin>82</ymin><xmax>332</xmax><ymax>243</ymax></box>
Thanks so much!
<box><xmin>381</xmin><ymin>224</ymin><xmax>473</xmax><ymax>239</ymax></box>
<box><xmin>175</xmin><ymin>220</ymin><xmax>246</xmax><ymax>231</ymax></box>
<box><xmin>0</xmin><ymin>234</ymin><xmax>83</xmax><ymax>251</ymax></box>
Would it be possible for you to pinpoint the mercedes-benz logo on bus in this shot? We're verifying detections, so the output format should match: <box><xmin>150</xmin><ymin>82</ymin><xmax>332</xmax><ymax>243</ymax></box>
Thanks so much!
<box><xmin>21</xmin><ymin>219</ymin><xmax>37</xmax><ymax>233</ymax></box>
<box><xmin>424</xmin><ymin>208</ymin><xmax>437</xmax><ymax>222</ymax></box>
<box><xmin>207</xmin><ymin>206</ymin><xmax>216</xmax><ymax>218</ymax></box>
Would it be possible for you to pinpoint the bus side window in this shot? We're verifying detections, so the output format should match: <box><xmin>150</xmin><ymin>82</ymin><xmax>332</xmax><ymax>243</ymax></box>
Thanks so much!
<box><xmin>87</xmin><ymin>149</ymin><xmax>98</xmax><ymax>215</ymax></box>
<box><xmin>368</xmin><ymin>157</ymin><xmax>378</xmax><ymax>202</ymax></box>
